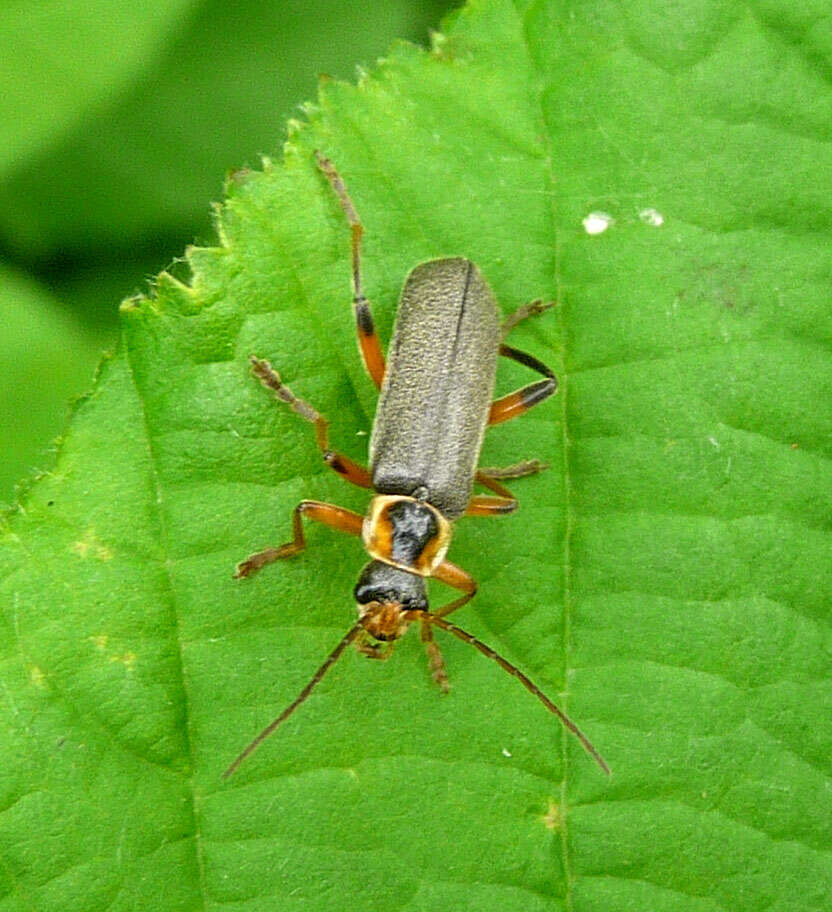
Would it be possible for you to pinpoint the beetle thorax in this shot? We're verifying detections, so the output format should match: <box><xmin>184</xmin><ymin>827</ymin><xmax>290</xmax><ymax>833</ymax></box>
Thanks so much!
<box><xmin>362</xmin><ymin>495</ymin><xmax>451</xmax><ymax>576</ymax></box>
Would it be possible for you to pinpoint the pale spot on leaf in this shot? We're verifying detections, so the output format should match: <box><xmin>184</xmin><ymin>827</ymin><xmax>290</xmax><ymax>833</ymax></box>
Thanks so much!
<box><xmin>543</xmin><ymin>799</ymin><xmax>562</xmax><ymax>830</ymax></box>
<box><xmin>71</xmin><ymin>529</ymin><xmax>114</xmax><ymax>561</ymax></box>
<box><xmin>582</xmin><ymin>211</ymin><xmax>613</xmax><ymax>235</ymax></box>
<box><xmin>109</xmin><ymin>652</ymin><xmax>137</xmax><ymax>671</ymax></box>
<box><xmin>639</xmin><ymin>207</ymin><xmax>664</xmax><ymax>226</ymax></box>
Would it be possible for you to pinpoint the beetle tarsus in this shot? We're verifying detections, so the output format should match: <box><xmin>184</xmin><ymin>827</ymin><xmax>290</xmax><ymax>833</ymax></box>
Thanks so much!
<box><xmin>501</xmin><ymin>298</ymin><xmax>556</xmax><ymax>339</ymax></box>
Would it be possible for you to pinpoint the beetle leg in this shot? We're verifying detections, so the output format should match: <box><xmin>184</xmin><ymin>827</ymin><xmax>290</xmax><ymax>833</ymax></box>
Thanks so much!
<box><xmin>234</xmin><ymin>500</ymin><xmax>363</xmax><ymax>578</ymax></box>
<box><xmin>315</xmin><ymin>151</ymin><xmax>386</xmax><ymax>389</ymax></box>
<box><xmin>467</xmin><ymin>462</ymin><xmax>549</xmax><ymax>516</ymax></box>
<box><xmin>465</xmin><ymin>495</ymin><xmax>516</xmax><ymax>516</ymax></box>
<box><xmin>488</xmin><ymin>344</ymin><xmax>558</xmax><ymax>426</ymax></box>
<box><xmin>356</xmin><ymin>634</ymin><xmax>396</xmax><ymax>660</ymax></box>
<box><xmin>477</xmin><ymin>458</ymin><xmax>549</xmax><ymax>480</ymax></box>
<box><xmin>249</xmin><ymin>356</ymin><xmax>373</xmax><ymax>489</ymax></box>
<box><xmin>432</xmin><ymin>560</ymin><xmax>478</xmax><ymax>616</ymax></box>
<box><xmin>420</xmin><ymin>623</ymin><xmax>450</xmax><ymax>693</ymax></box>
<box><xmin>467</xmin><ymin>470</ymin><xmax>516</xmax><ymax>515</ymax></box>
<box><xmin>416</xmin><ymin>560</ymin><xmax>479</xmax><ymax>692</ymax></box>
<box><xmin>501</xmin><ymin>298</ymin><xmax>555</xmax><ymax>339</ymax></box>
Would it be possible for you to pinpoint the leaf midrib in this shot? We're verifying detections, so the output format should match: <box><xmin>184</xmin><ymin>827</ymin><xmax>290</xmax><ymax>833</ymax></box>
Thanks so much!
<box><xmin>512</xmin><ymin>0</ymin><xmax>578</xmax><ymax>905</ymax></box>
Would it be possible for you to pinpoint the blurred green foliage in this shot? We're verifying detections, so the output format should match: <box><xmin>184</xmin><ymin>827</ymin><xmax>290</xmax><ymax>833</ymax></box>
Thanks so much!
<box><xmin>0</xmin><ymin>0</ymin><xmax>452</xmax><ymax>501</ymax></box>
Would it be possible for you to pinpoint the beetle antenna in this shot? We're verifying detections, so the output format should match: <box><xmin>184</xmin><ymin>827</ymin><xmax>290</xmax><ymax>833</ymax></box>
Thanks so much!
<box><xmin>223</xmin><ymin>621</ymin><xmax>364</xmax><ymax>779</ymax></box>
<box><xmin>410</xmin><ymin>610</ymin><xmax>610</xmax><ymax>775</ymax></box>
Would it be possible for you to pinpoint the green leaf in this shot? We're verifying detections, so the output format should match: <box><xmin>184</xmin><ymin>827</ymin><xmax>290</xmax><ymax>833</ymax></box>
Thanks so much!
<box><xmin>2</xmin><ymin>0</ymin><xmax>831</xmax><ymax>909</ymax></box>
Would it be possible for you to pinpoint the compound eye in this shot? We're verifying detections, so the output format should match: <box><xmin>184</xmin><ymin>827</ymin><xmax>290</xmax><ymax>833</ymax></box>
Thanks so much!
<box><xmin>399</xmin><ymin>591</ymin><xmax>427</xmax><ymax>611</ymax></box>
<box><xmin>353</xmin><ymin>570</ymin><xmax>381</xmax><ymax>605</ymax></box>
<box><xmin>353</xmin><ymin>581</ymin><xmax>372</xmax><ymax>605</ymax></box>
<box><xmin>354</xmin><ymin>582</ymin><xmax>394</xmax><ymax>606</ymax></box>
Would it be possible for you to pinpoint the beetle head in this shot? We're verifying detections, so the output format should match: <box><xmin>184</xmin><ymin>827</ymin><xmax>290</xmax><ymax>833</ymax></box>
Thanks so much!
<box><xmin>354</xmin><ymin>560</ymin><xmax>427</xmax><ymax>641</ymax></box>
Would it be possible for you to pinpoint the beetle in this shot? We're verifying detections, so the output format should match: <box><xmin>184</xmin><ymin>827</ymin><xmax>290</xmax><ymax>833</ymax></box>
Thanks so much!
<box><xmin>223</xmin><ymin>152</ymin><xmax>608</xmax><ymax>778</ymax></box>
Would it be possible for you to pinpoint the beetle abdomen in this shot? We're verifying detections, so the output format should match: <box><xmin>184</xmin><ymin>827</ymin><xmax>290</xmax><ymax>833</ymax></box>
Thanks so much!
<box><xmin>369</xmin><ymin>258</ymin><xmax>501</xmax><ymax>519</ymax></box>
